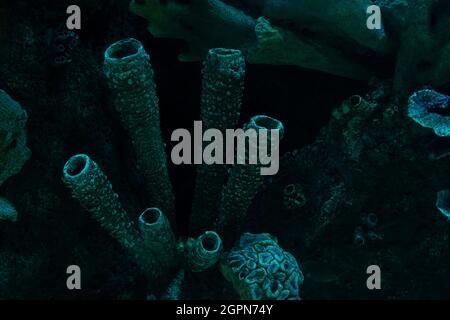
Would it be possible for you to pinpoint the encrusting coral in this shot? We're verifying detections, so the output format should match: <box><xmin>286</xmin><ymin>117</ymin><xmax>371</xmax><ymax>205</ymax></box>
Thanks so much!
<box><xmin>407</xmin><ymin>89</ymin><xmax>450</xmax><ymax>137</ymax></box>
<box><xmin>62</xmin><ymin>38</ymin><xmax>303</xmax><ymax>299</ymax></box>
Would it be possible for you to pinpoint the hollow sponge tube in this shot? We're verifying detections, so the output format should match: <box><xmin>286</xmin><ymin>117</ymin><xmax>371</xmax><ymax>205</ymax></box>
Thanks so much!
<box><xmin>217</xmin><ymin>115</ymin><xmax>284</xmax><ymax>242</ymax></box>
<box><xmin>103</xmin><ymin>38</ymin><xmax>175</xmax><ymax>223</ymax></box>
<box><xmin>186</xmin><ymin>231</ymin><xmax>223</xmax><ymax>272</ymax></box>
<box><xmin>62</xmin><ymin>154</ymin><xmax>140</xmax><ymax>250</ymax></box>
<box><xmin>62</xmin><ymin>154</ymin><xmax>177</xmax><ymax>284</ymax></box>
<box><xmin>190</xmin><ymin>48</ymin><xmax>246</xmax><ymax>234</ymax></box>
<box><xmin>138</xmin><ymin>207</ymin><xmax>178</xmax><ymax>271</ymax></box>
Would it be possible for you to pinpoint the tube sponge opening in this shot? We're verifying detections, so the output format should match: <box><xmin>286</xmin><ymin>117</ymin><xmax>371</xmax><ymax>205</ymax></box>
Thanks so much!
<box><xmin>187</xmin><ymin>231</ymin><xmax>223</xmax><ymax>273</ymax></box>
<box><xmin>247</xmin><ymin>115</ymin><xmax>285</xmax><ymax>139</ymax></box>
<box><xmin>63</xmin><ymin>154</ymin><xmax>90</xmax><ymax>179</ymax></box>
<box><xmin>62</xmin><ymin>154</ymin><xmax>140</xmax><ymax>250</ymax></box>
<box><xmin>105</xmin><ymin>38</ymin><xmax>143</xmax><ymax>61</ymax></box>
<box><xmin>139</xmin><ymin>207</ymin><xmax>162</xmax><ymax>225</ymax></box>
<box><xmin>200</xmin><ymin>231</ymin><xmax>222</xmax><ymax>252</ymax></box>
<box><xmin>206</xmin><ymin>48</ymin><xmax>245</xmax><ymax>75</ymax></box>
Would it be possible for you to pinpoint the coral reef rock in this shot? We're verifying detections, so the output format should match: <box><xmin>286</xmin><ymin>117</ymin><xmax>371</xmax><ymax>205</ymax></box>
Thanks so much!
<box><xmin>0</xmin><ymin>89</ymin><xmax>31</xmax><ymax>187</ymax></box>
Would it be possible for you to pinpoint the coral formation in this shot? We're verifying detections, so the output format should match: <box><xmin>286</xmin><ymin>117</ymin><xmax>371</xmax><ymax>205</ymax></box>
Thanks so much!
<box><xmin>408</xmin><ymin>89</ymin><xmax>450</xmax><ymax>137</ymax></box>
<box><xmin>103</xmin><ymin>38</ymin><xmax>175</xmax><ymax>222</ymax></box>
<box><xmin>2</xmin><ymin>0</ymin><xmax>450</xmax><ymax>299</ymax></box>
<box><xmin>161</xmin><ymin>269</ymin><xmax>185</xmax><ymax>300</ymax></box>
<box><xmin>283</xmin><ymin>183</ymin><xmax>306</xmax><ymax>210</ymax></box>
<box><xmin>0</xmin><ymin>89</ymin><xmax>31</xmax><ymax>187</ymax></box>
<box><xmin>353</xmin><ymin>226</ymin><xmax>366</xmax><ymax>246</ymax></box>
<box><xmin>220</xmin><ymin>233</ymin><xmax>304</xmax><ymax>300</ymax></box>
<box><xmin>191</xmin><ymin>48</ymin><xmax>246</xmax><ymax>234</ymax></box>
<box><xmin>46</xmin><ymin>29</ymin><xmax>79</xmax><ymax>66</ymax></box>
<box><xmin>129</xmin><ymin>0</ymin><xmax>450</xmax><ymax>92</ymax></box>
<box><xmin>129</xmin><ymin>0</ymin><xmax>256</xmax><ymax>62</ymax></box>
<box><xmin>0</xmin><ymin>197</ymin><xmax>17</xmax><ymax>222</ymax></box>
<box><xmin>360</xmin><ymin>212</ymin><xmax>378</xmax><ymax>230</ymax></box>
<box><xmin>60</xmin><ymin>39</ymin><xmax>302</xmax><ymax>299</ymax></box>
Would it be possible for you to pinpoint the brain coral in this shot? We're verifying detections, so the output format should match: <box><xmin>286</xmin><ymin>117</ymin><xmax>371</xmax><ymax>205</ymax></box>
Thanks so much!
<box><xmin>220</xmin><ymin>233</ymin><xmax>304</xmax><ymax>300</ymax></box>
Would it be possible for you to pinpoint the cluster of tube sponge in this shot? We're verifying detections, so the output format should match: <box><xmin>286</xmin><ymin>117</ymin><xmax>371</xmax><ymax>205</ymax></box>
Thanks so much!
<box><xmin>220</xmin><ymin>233</ymin><xmax>304</xmax><ymax>300</ymax></box>
<box><xmin>62</xmin><ymin>37</ymin><xmax>301</xmax><ymax>299</ymax></box>
<box><xmin>62</xmin><ymin>154</ymin><xmax>222</xmax><ymax>288</ymax></box>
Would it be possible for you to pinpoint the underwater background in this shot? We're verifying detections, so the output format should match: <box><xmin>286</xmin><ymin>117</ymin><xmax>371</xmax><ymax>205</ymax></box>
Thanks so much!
<box><xmin>0</xmin><ymin>0</ymin><xmax>449</xmax><ymax>300</ymax></box>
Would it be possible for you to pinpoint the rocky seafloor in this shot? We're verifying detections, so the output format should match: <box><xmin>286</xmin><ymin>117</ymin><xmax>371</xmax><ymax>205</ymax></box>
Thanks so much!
<box><xmin>0</xmin><ymin>0</ymin><xmax>449</xmax><ymax>299</ymax></box>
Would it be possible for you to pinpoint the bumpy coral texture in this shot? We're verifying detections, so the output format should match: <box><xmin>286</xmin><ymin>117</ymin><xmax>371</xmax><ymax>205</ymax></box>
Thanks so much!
<box><xmin>217</xmin><ymin>115</ymin><xmax>284</xmax><ymax>241</ymax></box>
<box><xmin>191</xmin><ymin>48</ymin><xmax>246</xmax><ymax>234</ymax></box>
<box><xmin>103</xmin><ymin>38</ymin><xmax>175</xmax><ymax>222</ymax></box>
<box><xmin>62</xmin><ymin>154</ymin><xmax>171</xmax><ymax>284</ymax></box>
<box><xmin>408</xmin><ymin>89</ymin><xmax>450</xmax><ymax>137</ymax></box>
<box><xmin>220</xmin><ymin>233</ymin><xmax>304</xmax><ymax>300</ymax></box>
<box><xmin>0</xmin><ymin>89</ymin><xmax>31</xmax><ymax>187</ymax></box>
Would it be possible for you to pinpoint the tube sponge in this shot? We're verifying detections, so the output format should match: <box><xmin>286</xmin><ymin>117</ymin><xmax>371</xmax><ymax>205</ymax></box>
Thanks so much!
<box><xmin>138</xmin><ymin>207</ymin><xmax>178</xmax><ymax>271</ymax></box>
<box><xmin>408</xmin><ymin>89</ymin><xmax>450</xmax><ymax>136</ymax></box>
<box><xmin>0</xmin><ymin>89</ymin><xmax>31</xmax><ymax>187</ymax></box>
<box><xmin>62</xmin><ymin>154</ymin><xmax>177</xmax><ymax>283</ymax></box>
<box><xmin>62</xmin><ymin>154</ymin><xmax>140</xmax><ymax>250</ymax></box>
<box><xmin>199</xmin><ymin>48</ymin><xmax>245</xmax><ymax>130</ymax></box>
<box><xmin>220</xmin><ymin>233</ymin><xmax>304</xmax><ymax>300</ymax></box>
<box><xmin>191</xmin><ymin>48</ymin><xmax>246</xmax><ymax>234</ymax></box>
<box><xmin>103</xmin><ymin>38</ymin><xmax>175</xmax><ymax>223</ymax></box>
<box><xmin>0</xmin><ymin>197</ymin><xmax>17</xmax><ymax>222</ymax></box>
<box><xmin>217</xmin><ymin>115</ymin><xmax>284</xmax><ymax>240</ymax></box>
<box><xmin>186</xmin><ymin>231</ymin><xmax>223</xmax><ymax>272</ymax></box>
